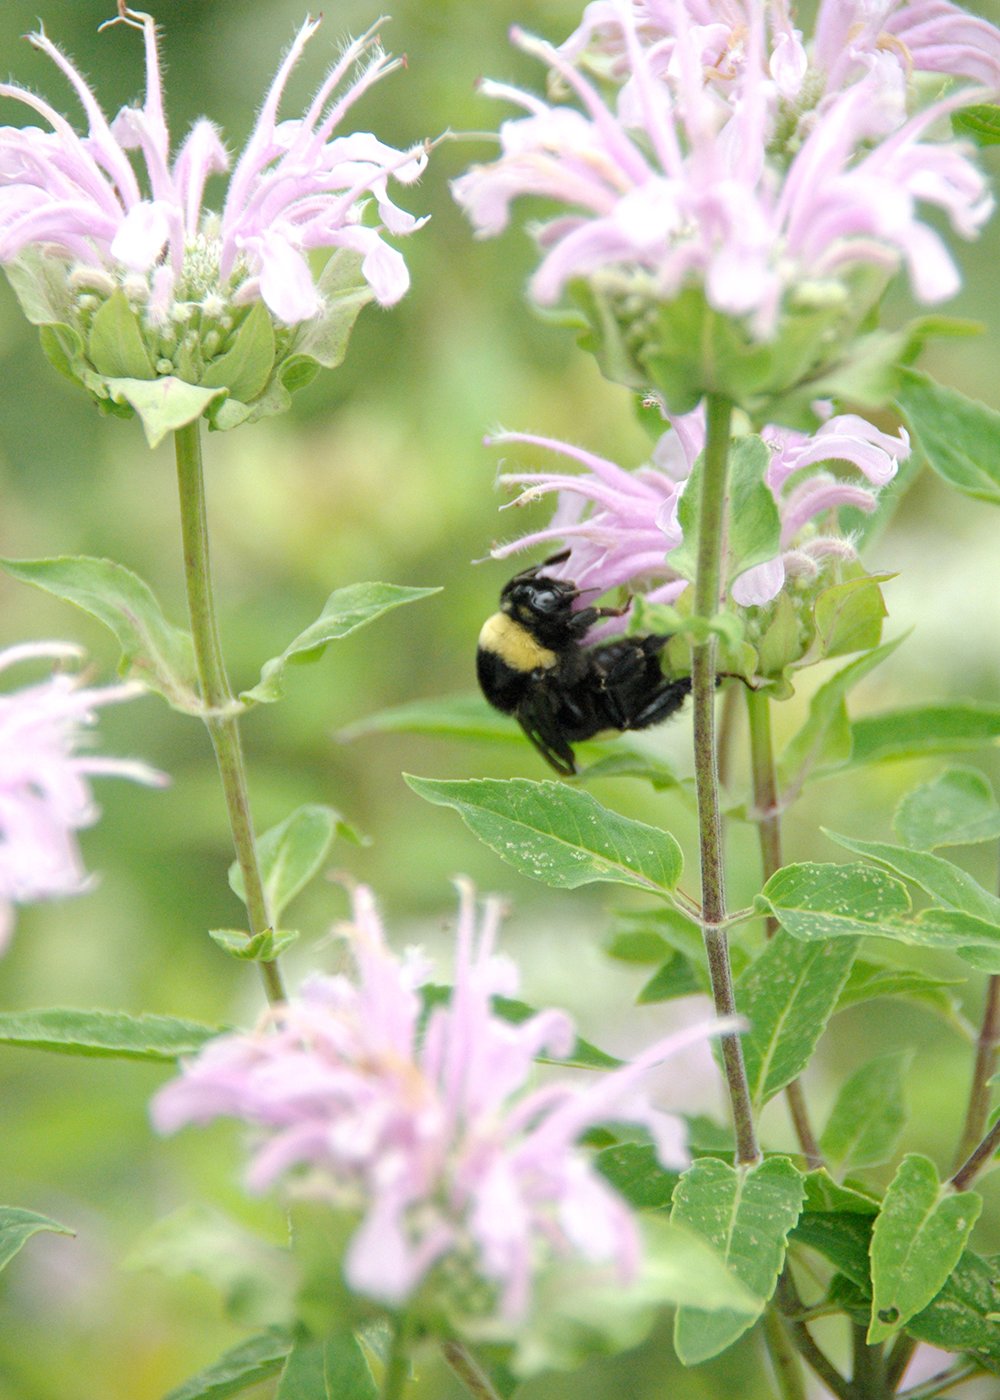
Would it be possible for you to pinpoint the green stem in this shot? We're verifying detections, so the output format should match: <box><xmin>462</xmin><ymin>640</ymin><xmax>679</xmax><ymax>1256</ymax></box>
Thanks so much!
<box><xmin>381</xmin><ymin>1315</ymin><xmax>412</xmax><ymax>1400</ymax></box>
<box><xmin>173</xmin><ymin>420</ymin><xmax>285</xmax><ymax>1005</ymax></box>
<box><xmin>953</xmin><ymin>973</ymin><xmax>1000</xmax><ymax>1171</ymax></box>
<box><xmin>884</xmin><ymin>1334</ymin><xmax>918</xmax><ymax>1394</ymax></box>
<box><xmin>440</xmin><ymin>1341</ymin><xmax>503</xmax><ymax>1400</ymax></box>
<box><xmin>692</xmin><ymin>393</ymin><xmax>759</xmax><ymax>1166</ymax></box>
<box><xmin>897</xmin><ymin>1360</ymin><xmax>983</xmax><ymax>1399</ymax></box>
<box><xmin>950</xmin><ymin>1115</ymin><xmax>1000</xmax><ymax>1192</ymax></box>
<box><xmin>852</xmin><ymin>1323</ymin><xmax>886</xmax><ymax>1397</ymax></box>
<box><xmin>762</xmin><ymin>1305</ymin><xmax>808</xmax><ymax>1400</ymax></box>
<box><xmin>745</xmin><ymin>689</ymin><xmax>823</xmax><ymax>1170</ymax></box>
<box><xmin>775</xmin><ymin>1271</ymin><xmax>853</xmax><ymax>1400</ymax></box>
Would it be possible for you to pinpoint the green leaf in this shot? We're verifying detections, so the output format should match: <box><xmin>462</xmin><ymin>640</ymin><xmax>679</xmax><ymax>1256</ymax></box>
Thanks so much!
<box><xmin>405</xmin><ymin>776</ymin><xmax>683</xmax><ymax>895</ymax></box>
<box><xmin>128</xmin><ymin>1205</ymin><xmax>295</xmax><ymax>1330</ymax></box>
<box><xmin>850</xmin><ymin>702</ymin><xmax>1000</xmax><ymax>765</ymax></box>
<box><xmin>200</xmin><ymin>300</ymin><xmax>276</xmax><ymax>402</ymax></box>
<box><xmin>163</xmin><ymin>1332</ymin><xmax>293</xmax><ymax>1400</ymax></box>
<box><xmin>725</xmin><ymin>437</ymin><xmax>783</xmax><ymax>583</ymax></box>
<box><xmin>275</xmin><ymin>1334</ymin><xmax>377</xmax><ymax>1400</ymax></box>
<box><xmin>338</xmin><ymin>693</ymin><xmax>518</xmax><ymax>744</ymax></box>
<box><xmin>759</xmin><ymin>861</ymin><xmax>912</xmax><ymax>940</ymax></box>
<box><xmin>228</xmin><ymin>805</ymin><xmax>351</xmax><ymax>921</ymax></box>
<box><xmin>908</xmin><ymin>1249</ymin><xmax>1000</xmax><ymax>1372</ymax></box>
<box><xmin>835</xmin><ymin>960</ymin><xmax>966</xmax><ymax>1025</ymax></box>
<box><xmin>819</xmin><ymin>1052</ymin><xmax>912</xmax><ymax>1171</ymax></box>
<box><xmin>295</xmin><ymin>250</ymin><xmax>375</xmax><ymax>371</ymax></box>
<box><xmin>813</xmin><ymin>573</ymin><xmax>890</xmax><ymax>659</ymax></box>
<box><xmin>670</xmin><ymin>1156</ymin><xmax>804</xmax><ymax>1364</ymax></box>
<box><xmin>792</xmin><ymin>1210</ymin><xmax>874</xmax><ymax>1291</ymax></box>
<box><xmin>0</xmin><ymin>1008</ymin><xmax>221</xmax><ymax>1061</ymax></box>
<box><xmin>777</xmin><ymin>636</ymin><xmax>907</xmax><ymax>792</ymax></box>
<box><xmin>609</xmin><ymin>908</ymin><xmax>705</xmax><ymax>963</ymax></box>
<box><xmin>0</xmin><ymin>1207</ymin><xmax>74</xmax><ymax>1274</ymax></box>
<box><xmin>422</xmin><ymin>986</ymin><xmax>619</xmax><ymax>1070</ymax></box>
<box><xmin>671</xmin><ymin>436</ymin><xmax>780</xmax><ymax>586</ymax></box>
<box><xmin>952</xmin><ymin>103</ymin><xmax>1000</xmax><ymax>145</ymax></box>
<box><xmin>637</xmin><ymin>952</ymin><xmax>704</xmax><ymax>1004</ymax></box>
<box><xmin>513</xmin><ymin>1213</ymin><xmax>759</xmax><ymax>1377</ymax></box>
<box><xmin>208</xmin><ymin>928</ymin><xmax>300</xmax><ymax>962</ymax></box>
<box><xmin>105</xmin><ymin>375</ymin><xmax>226</xmax><ymax>448</ymax></box>
<box><xmin>896</xmin><ymin>368</ymin><xmax>1000</xmax><ymax>504</ymax></box>
<box><xmin>736</xmin><ymin>931</ymin><xmax>858</xmax><ymax>1107</ymax></box>
<box><xmin>801</xmin><ymin>1172</ymin><xmax>879</xmax><ymax>1217</ymax></box>
<box><xmin>824</xmin><ymin>832</ymin><xmax>1000</xmax><ymax>927</ymax></box>
<box><xmin>760</xmin><ymin>860</ymin><xmax>1000</xmax><ymax>963</ymax></box>
<box><xmin>868</xmin><ymin>1154</ymin><xmax>982</xmax><ymax>1344</ymax></box>
<box><xmin>243</xmin><ymin>583</ymin><xmax>441</xmax><ymax>704</ymax></box>
<box><xmin>894</xmin><ymin>767</ymin><xmax>1000</xmax><ymax>849</ymax></box>
<box><xmin>0</xmin><ymin>554</ymin><xmax>198</xmax><ymax>709</ymax></box>
<box><xmin>595</xmin><ymin>1143</ymin><xmax>680</xmax><ymax>1210</ymax></box>
<box><xmin>87</xmin><ymin>289</ymin><xmax>155</xmax><ymax>380</ymax></box>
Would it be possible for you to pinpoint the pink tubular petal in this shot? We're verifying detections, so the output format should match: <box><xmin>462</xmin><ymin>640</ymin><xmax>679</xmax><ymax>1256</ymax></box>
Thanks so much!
<box><xmin>248</xmin><ymin>231</ymin><xmax>322</xmax><ymax>323</ymax></box>
<box><xmin>110</xmin><ymin>199</ymin><xmax>170</xmax><ymax>271</ymax></box>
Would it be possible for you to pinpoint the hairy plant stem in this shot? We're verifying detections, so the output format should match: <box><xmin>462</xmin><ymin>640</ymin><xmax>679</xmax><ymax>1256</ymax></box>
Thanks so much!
<box><xmin>173</xmin><ymin>420</ymin><xmax>284</xmax><ymax>1005</ymax></box>
<box><xmin>440</xmin><ymin>1342</ymin><xmax>504</xmax><ymax>1400</ymax></box>
<box><xmin>692</xmin><ymin>393</ymin><xmax>759</xmax><ymax>1165</ymax></box>
<box><xmin>745</xmin><ymin>689</ymin><xmax>822</xmax><ymax>1169</ymax></box>
<box><xmin>775</xmin><ymin>1271</ymin><xmax>853</xmax><ymax>1400</ymax></box>
<box><xmin>953</xmin><ymin>972</ymin><xmax>1000</xmax><ymax>1171</ymax></box>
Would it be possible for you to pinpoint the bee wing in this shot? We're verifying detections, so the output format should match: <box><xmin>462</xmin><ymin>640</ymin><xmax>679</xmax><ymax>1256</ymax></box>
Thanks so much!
<box><xmin>516</xmin><ymin>689</ymin><xmax>578</xmax><ymax>776</ymax></box>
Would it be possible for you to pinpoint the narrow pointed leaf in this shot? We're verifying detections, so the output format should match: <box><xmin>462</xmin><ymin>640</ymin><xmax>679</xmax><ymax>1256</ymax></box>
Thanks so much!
<box><xmin>638</xmin><ymin>952</ymin><xmax>704</xmax><ymax>1004</ymax></box>
<box><xmin>163</xmin><ymin>1332</ymin><xmax>293</xmax><ymax>1400</ymax></box>
<box><xmin>868</xmin><ymin>1154</ymin><xmax>982</xmax><ymax>1343</ymax></box>
<box><xmin>87</xmin><ymin>289</ymin><xmax>155</xmax><ymax>379</ymax></box>
<box><xmin>820</xmin><ymin>1052</ymin><xmax>912</xmax><ymax>1171</ymax></box>
<box><xmin>801</xmin><ymin>1172</ymin><xmax>879</xmax><ymax>1217</ymax></box>
<box><xmin>835</xmin><ymin>960</ymin><xmax>965</xmax><ymax>1024</ymax></box>
<box><xmin>952</xmin><ymin>104</ymin><xmax>1000</xmax><ymax>144</ymax></box>
<box><xmin>0</xmin><ymin>1208</ymin><xmax>74</xmax><ymax>1273</ymax></box>
<box><xmin>228</xmin><ymin>804</ymin><xmax>352</xmax><ymax>921</ymax></box>
<box><xmin>897</xmin><ymin>369</ymin><xmax>1000</xmax><ymax>504</ymax></box>
<box><xmin>405</xmin><ymin>776</ymin><xmax>683</xmax><ymax>895</ymax></box>
<box><xmin>824</xmin><ymin>832</ymin><xmax>1000</xmax><ymax>925</ymax></box>
<box><xmin>778</xmin><ymin>636</ymin><xmax>906</xmax><ymax>792</ymax></box>
<box><xmin>0</xmin><ymin>1008</ymin><xmax>221</xmax><ymax>1061</ymax></box>
<box><xmin>736</xmin><ymin>931</ymin><xmax>858</xmax><ymax>1107</ymax></box>
<box><xmin>243</xmin><ymin>583</ymin><xmax>441</xmax><ymax>704</ymax></box>
<box><xmin>670</xmin><ymin>1156</ymin><xmax>804</xmax><ymax>1364</ymax></box>
<box><xmin>850</xmin><ymin>702</ymin><xmax>1000</xmax><ymax>765</ymax></box>
<box><xmin>813</xmin><ymin>573</ymin><xmax>889</xmax><ymax>659</ymax></box>
<box><xmin>894</xmin><ymin>767</ymin><xmax>1000</xmax><ymax>850</ymax></box>
<box><xmin>0</xmin><ymin>554</ymin><xmax>197</xmax><ymax>709</ymax></box>
<box><xmin>338</xmin><ymin>693</ymin><xmax>518</xmax><ymax>743</ymax></box>
<box><xmin>276</xmin><ymin>1333</ymin><xmax>377</xmax><ymax>1400</ymax></box>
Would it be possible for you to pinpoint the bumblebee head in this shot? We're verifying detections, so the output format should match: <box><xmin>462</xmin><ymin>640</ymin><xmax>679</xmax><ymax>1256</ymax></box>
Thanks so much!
<box><xmin>499</xmin><ymin>572</ymin><xmax>579</xmax><ymax>630</ymax></box>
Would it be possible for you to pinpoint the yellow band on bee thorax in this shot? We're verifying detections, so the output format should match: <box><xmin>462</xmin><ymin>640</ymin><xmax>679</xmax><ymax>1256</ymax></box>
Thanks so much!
<box><xmin>478</xmin><ymin>612</ymin><xmax>558</xmax><ymax>672</ymax></box>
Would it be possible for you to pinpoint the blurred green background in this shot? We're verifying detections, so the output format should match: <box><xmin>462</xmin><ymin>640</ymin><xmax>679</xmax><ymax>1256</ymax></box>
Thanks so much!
<box><xmin>1</xmin><ymin>2</ymin><xmax>999</xmax><ymax>1397</ymax></box>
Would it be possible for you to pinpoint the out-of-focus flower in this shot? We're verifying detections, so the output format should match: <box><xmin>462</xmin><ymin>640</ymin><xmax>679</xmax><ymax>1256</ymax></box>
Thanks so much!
<box><xmin>153</xmin><ymin>880</ymin><xmax>730</xmax><ymax>1322</ymax></box>
<box><xmin>452</xmin><ymin>0</ymin><xmax>994</xmax><ymax>394</ymax></box>
<box><xmin>0</xmin><ymin>9</ymin><xmax>427</xmax><ymax>432</ymax></box>
<box><xmin>0</xmin><ymin>642</ymin><xmax>166</xmax><ymax>951</ymax></box>
<box><xmin>488</xmin><ymin>405</ymin><xmax>908</xmax><ymax>612</ymax></box>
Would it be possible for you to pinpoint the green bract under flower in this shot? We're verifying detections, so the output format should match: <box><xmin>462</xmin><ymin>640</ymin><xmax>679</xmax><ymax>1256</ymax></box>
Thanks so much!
<box><xmin>0</xmin><ymin>11</ymin><xmax>428</xmax><ymax>446</ymax></box>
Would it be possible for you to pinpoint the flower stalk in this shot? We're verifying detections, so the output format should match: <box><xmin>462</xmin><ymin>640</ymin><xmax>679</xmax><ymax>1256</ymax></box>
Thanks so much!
<box><xmin>953</xmin><ymin>972</ymin><xmax>1000</xmax><ymax>1170</ymax></box>
<box><xmin>691</xmin><ymin>393</ymin><xmax>759</xmax><ymax>1165</ymax></box>
<box><xmin>746</xmin><ymin>688</ymin><xmax>823</xmax><ymax>1170</ymax></box>
<box><xmin>440</xmin><ymin>1342</ymin><xmax>504</xmax><ymax>1400</ymax></box>
<box><xmin>173</xmin><ymin>420</ymin><xmax>284</xmax><ymax>1004</ymax></box>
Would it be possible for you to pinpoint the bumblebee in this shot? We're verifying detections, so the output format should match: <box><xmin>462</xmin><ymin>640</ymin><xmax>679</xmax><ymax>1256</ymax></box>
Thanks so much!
<box><xmin>476</xmin><ymin>553</ymin><xmax>691</xmax><ymax>776</ymax></box>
